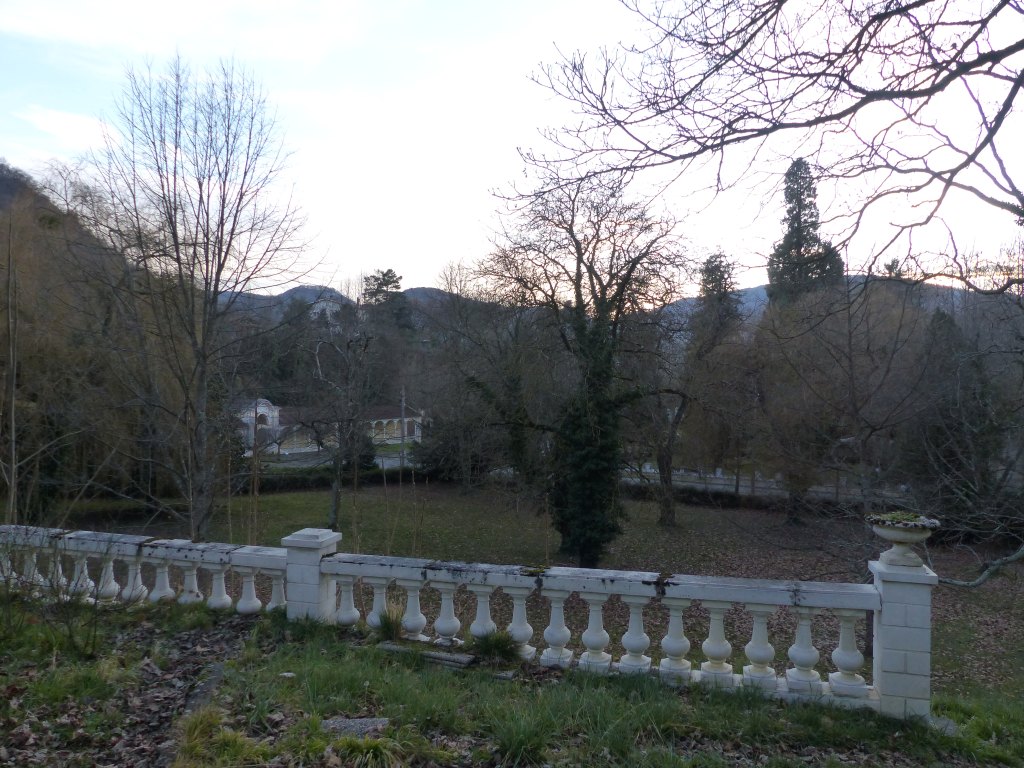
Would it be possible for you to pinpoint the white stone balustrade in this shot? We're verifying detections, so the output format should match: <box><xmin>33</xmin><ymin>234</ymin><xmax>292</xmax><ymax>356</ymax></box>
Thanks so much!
<box><xmin>1</xmin><ymin>523</ymin><xmax>939</xmax><ymax>720</ymax></box>
<box><xmin>319</xmin><ymin>553</ymin><xmax>891</xmax><ymax>707</ymax></box>
<box><xmin>0</xmin><ymin>525</ymin><xmax>288</xmax><ymax>616</ymax></box>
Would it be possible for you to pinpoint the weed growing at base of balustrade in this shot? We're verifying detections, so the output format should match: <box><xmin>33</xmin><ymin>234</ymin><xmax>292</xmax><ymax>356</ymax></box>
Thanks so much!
<box><xmin>373</xmin><ymin>598</ymin><xmax>406</xmax><ymax>643</ymax></box>
<box><xmin>466</xmin><ymin>629</ymin><xmax>521</xmax><ymax>664</ymax></box>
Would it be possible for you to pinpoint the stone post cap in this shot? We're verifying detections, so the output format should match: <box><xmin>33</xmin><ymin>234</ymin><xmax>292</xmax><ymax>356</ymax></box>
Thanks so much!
<box><xmin>868</xmin><ymin>560</ymin><xmax>938</xmax><ymax>585</ymax></box>
<box><xmin>281</xmin><ymin>528</ymin><xmax>342</xmax><ymax>550</ymax></box>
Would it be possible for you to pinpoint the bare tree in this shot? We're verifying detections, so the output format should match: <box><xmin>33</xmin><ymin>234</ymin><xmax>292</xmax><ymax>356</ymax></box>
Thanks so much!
<box><xmin>536</xmin><ymin>0</ymin><xmax>1024</xmax><ymax>259</ymax></box>
<box><xmin>480</xmin><ymin>170</ymin><xmax>686</xmax><ymax>565</ymax></box>
<box><xmin>70</xmin><ymin>57</ymin><xmax>303</xmax><ymax>538</ymax></box>
<box><xmin>538</xmin><ymin>8</ymin><xmax>1024</xmax><ymax>580</ymax></box>
<box><xmin>309</xmin><ymin>296</ymin><xmax>379</xmax><ymax>530</ymax></box>
<box><xmin>418</xmin><ymin>264</ymin><xmax>567</xmax><ymax>492</ymax></box>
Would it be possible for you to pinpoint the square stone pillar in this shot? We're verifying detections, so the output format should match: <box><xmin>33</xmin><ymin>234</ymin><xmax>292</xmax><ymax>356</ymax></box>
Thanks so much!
<box><xmin>869</xmin><ymin>560</ymin><xmax>938</xmax><ymax>719</ymax></box>
<box><xmin>282</xmin><ymin>528</ymin><xmax>342</xmax><ymax>621</ymax></box>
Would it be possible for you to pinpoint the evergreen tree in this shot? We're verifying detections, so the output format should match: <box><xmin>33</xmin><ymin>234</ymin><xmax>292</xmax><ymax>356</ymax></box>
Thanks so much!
<box><xmin>767</xmin><ymin>159</ymin><xmax>844</xmax><ymax>304</ymax></box>
<box><xmin>362</xmin><ymin>268</ymin><xmax>412</xmax><ymax>330</ymax></box>
<box><xmin>362</xmin><ymin>268</ymin><xmax>402</xmax><ymax>305</ymax></box>
<box><xmin>694</xmin><ymin>251</ymin><xmax>741</xmax><ymax>349</ymax></box>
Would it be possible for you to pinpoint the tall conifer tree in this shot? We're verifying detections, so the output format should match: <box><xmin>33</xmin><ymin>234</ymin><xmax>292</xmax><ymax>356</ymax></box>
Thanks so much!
<box><xmin>767</xmin><ymin>159</ymin><xmax>844</xmax><ymax>304</ymax></box>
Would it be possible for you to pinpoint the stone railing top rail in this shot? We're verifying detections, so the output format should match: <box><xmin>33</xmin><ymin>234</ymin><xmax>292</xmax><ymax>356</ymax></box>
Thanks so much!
<box><xmin>322</xmin><ymin>552</ymin><xmax>880</xmax><ymax>611</ymax></box>
<box><xmin>0</xmin><ymin>525</ymin><xmax>287</xmax><ymax>571</ymax></box>
<box><xmin>2</xmin><ymin>524</ymin><xmax>879</xmax><ymax>610</ymax></box>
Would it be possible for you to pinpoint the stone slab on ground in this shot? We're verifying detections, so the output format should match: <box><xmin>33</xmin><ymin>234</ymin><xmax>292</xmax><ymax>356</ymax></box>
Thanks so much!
<box><xmin>377</xmin><ymin>641</ymin><xmax>475</xmax><ymax>668</ymax></box>
<box><xmin>321</xmin><ymin>717</ymin><xmax>390</xmax><ymax>737</ymax></box>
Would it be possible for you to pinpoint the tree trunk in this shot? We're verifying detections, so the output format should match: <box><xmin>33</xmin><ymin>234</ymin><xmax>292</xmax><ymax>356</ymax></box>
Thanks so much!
<box><xmin>328</xmin><ymin>424</ymin><xmax>343</xmax><ymax>530</ymax></box>
<box><xmin>656</xmin><ymin>445</ymin><xmax>676</xmax><ymax>527</ymax></box>
<box><xmin>5</xmin><ymin>216</ymin><xmax>17</xmax><ymax>525</ymax></box>
<box><xmin>191</xmin><ymin>366</ymin><xmax>214</xmax><ymax>540</ymax></box>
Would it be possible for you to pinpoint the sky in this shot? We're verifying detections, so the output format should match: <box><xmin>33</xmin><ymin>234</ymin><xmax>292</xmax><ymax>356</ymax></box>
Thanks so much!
<box><xmin>0</xmin><ymin>0</ymin><xmax>646</xmax><ymax>292</ymax></box>
<box><xmin>1</xmin><ymin>0</ymin><xmax>1020</xmax><ymax>295</ymax></box>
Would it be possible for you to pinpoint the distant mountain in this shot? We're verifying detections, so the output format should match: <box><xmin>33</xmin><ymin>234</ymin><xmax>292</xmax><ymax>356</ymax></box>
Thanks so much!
<box><xmin>222</xmin><ymin>285</ymin><xmax>353</xmax><ymax>321</ymax></box>
<box><xmin>664</xmin><ymin>284</ymin><xmax>769</xmax><ymax>324</ymax></box>
<box><xmin>236</xmin><ymin>277</ymin><xmax>983</xmax><ymax>330</ymax></box>
<box><xmin>664</xmin><ymin>277</ymin><xmax>985</xmax><ymax>325</ymax></box>
<box><xmin>279</xmin><ymin>285</ymin><xmax>354</xmax><ymax>318</ymax></box>
<box><xmin>403</xmin><ymin>286</ymin><xmax>452</xmax><ymax>305</ymax></box>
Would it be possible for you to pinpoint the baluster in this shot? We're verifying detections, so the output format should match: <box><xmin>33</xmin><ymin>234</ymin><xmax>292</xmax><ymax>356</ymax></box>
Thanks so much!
<box><xmin>433</xmin><ymin>583</ymin><xmax>462</xmax><ymax>646</ymax></box>
<box><xmin>829</xmin><ymin>609</ymin><xmax>868</xmax><ymax>697</ymax></box>
<box><xmin>21</xmin><ymin>550</ymin><xmax>44</xmax><ymax>591</ymax></box>
<box><xmin>786</xmin><ymin>607</ymin><xmax>822</xmax><ymax>693</ymax></box>
<box><xmin>700</xmin><ymin>600</ymin><xmax>735</xmax><ymax>688</ymax></box>
<box><xmin>396</xmin><ymin>578</ymin><xmax>429</xmax><ymax>640</ymax></box>
<box><xmin>267</xmin><ymin>570</ymin><xmax>286</xmax><ymax>610</ymax></box>
<box><xmin>120</xmin><ymin>557</ymin><xmax>148</xmax><ymax>603</ymax></box>
<box><xmin>96</xmin><ymin>556</ymin><xmax>120</xmax><ymax>601</ymax></box>
<box><xmin>177</xmin><ymin>561</ymin><xmax>203</xmax><ymax>604</ymax></box>
<box><xmin>539</xmin><ymin>589</ymin><xmax>574</xmax><ymax>668</ymax></box>
<box><xmin>334</xmin><ymin>574</ymin><xmax>360</xmax><ymax>625</ymax></box>
<box><xmin>578</xmin><ymin>593</ymin><xmax>612</xmax><ymax>673</ymax></box>
<box><xmin>45</xmin><ymin>552</ymin><xmax>68</xmax><ymax>595</ymax></box>
<box><xmin>69</xmin><ymin>553</ymin><xmax>95</xmax><ymax>598</ymax></box>
<box><xmin>205</xmin><ymin>565</ymin><xmax>232</xmax><ymax>610</ymax></box>
<box><xmin>149</xmin><ymin>561</ymin><xmax>176</xmax><ymax>602</ymax></box>
<box><xmin>658</xmin><ymin>597</ymin><xmax>692</xmax><ymax>682</ymax></box>
<box><xmin>618</xmin><ymin>595</ymin><xmax>651</xmax><ymax>674</ymax></box>
<box><xmin>0</xmin><ymin>548</ymin><xmax>12</xmax><ymax>585</ymax></box>
<box><xmin>504</xmin><ymin>586</ymin><xmax>535</xmax><ymax>660</ymax></box>
<box><xmin>468</xmin><ymin>585</ymin><xmax>497</xmax><ymax>638</ymax></box>
<box><xmin>743</xmin><ymin>604</ymin><xmax>777</xmax><ymax>690</ymax></box>
<box><xmin>235</xmin><ymin>567</ymin><xmax>263</xmax><ymax>614</ymax></box>
<box><xmin>363</xmin><ymin>576</ymin><xmax>390</xmax><ymax>629</ymax></box>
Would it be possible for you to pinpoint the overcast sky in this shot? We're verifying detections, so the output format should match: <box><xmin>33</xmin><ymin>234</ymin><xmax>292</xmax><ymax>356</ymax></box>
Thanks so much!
<box><xmin>1</xmin><ymin>0</ymin><xmax>1018</xmax><ymax>294</ymax></box>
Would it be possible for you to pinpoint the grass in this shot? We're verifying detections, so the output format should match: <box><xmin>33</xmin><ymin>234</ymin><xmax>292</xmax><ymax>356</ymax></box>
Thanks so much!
<box><xmin>218</xmin><ymin>617</ymin><xmax>1021</xmax><ymax>766</ymax></box>
<box><xmin>173</xmin><ymin>706</ymin><xmax>266</xmax><ymax>767</ymax></box>
<box><xmin>467</xmin><ymin>629</ymin><xmax>522</xmax><ymax>664</ymax></box>
<box><xmin>205</xmin><ymin>483</ymin><xmax>557</xmax><ymax>563</ymax></box>
<box><xmin>374</xmin><ymin>598</ymin><xmax>406</xmax><ymax>642</ymax></box>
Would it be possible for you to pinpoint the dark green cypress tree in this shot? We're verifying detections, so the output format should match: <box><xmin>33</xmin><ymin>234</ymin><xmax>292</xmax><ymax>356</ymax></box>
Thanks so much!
<box><xmin>548</xmin><ymin>316</ymin><xmax>625</xmax><ymax>567</ymax></box>
<box><xmin>766</xmin><ymin>159</ymin><xmax>844</xmax><ymax>304</ymax></box>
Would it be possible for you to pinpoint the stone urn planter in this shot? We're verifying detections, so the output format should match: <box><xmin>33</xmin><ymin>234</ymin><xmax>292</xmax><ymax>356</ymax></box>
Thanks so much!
<box><xmin>866</xmin><ymin>513</ymin><xmax>939</xmax><ymax>567</ymax></box>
